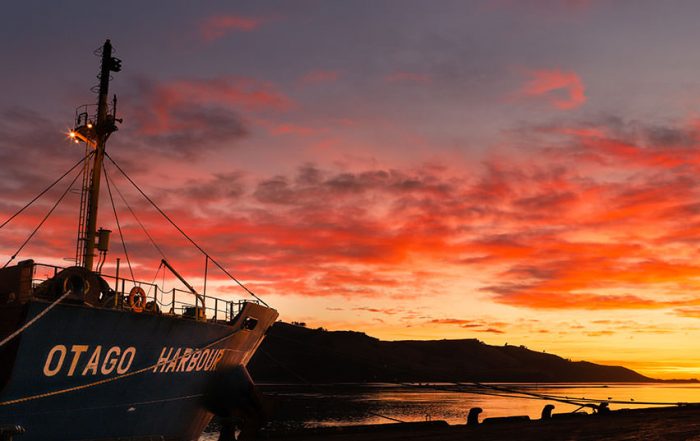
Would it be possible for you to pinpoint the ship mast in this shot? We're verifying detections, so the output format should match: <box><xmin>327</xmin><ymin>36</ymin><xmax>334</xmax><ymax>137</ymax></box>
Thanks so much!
<box><xmin>73</xmin><ymin>40</ymin><xmax>121</xmax><ymax>271</ymax></box>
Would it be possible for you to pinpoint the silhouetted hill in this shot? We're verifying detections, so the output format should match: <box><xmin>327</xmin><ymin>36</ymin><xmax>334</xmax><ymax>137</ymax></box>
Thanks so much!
<box><xmin>248</xmin><ymin>322</ymin><xmax>653</xmax><ymax>383</ymax></box>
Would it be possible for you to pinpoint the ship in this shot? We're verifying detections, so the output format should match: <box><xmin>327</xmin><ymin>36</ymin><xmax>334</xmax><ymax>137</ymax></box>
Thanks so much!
<box><xmin>0</xmin><ymin>40</ymin><xmax>278</xmax><ymax>440</ymax></box>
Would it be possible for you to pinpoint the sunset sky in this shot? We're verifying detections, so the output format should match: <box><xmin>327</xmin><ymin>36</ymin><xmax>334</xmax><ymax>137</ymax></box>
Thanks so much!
<box><xmin>4</xmin><ymin>0</ymin><xmax>700</xmax><ymax>378</ymax></box>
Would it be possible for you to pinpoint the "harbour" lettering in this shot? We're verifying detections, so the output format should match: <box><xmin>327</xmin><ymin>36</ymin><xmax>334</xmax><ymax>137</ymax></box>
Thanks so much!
<box><xmin>152</xmin><ymin>347</ymin><xmax>225</xmax><ymax>373</ymax></box>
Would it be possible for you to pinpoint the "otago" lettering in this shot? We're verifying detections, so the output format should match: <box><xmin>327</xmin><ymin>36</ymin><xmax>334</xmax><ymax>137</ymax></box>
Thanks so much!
<box><xmin>152</xmin><ymin>347</ymin><xmax>225</xmax><ymax>373</ymax></box>
<box><xmin>43</xmin><ymin>345</ymin><xmax>136</xmax><ymax>377</ymax></box>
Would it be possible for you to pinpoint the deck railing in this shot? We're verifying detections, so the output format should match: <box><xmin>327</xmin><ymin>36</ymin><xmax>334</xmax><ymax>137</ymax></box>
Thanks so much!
<box><xmin>31</xmin><ymin>263</ymin><xmax>257</xmax><ymax>323</ymax></box>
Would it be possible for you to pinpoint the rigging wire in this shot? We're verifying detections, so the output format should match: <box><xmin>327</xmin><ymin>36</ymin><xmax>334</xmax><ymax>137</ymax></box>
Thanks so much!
<box><xmin>3</xmin><ymin>165</ymin><xmax>84</xmax><ymax>268</ymax></box>
<box><xmin>103</xmin><ymin>165</ymin><xmax>136</xmax><ymax>282</ymax></box>
<box><xmin>145</xmin><ymin>260</ymin><xmax>164</xmax><ymax>299</ymax></box>
<box><xmin>105</xmin><ymin>152</ymin><xmax>268</xmax><ymax>307</ymax></box>
<box><xmin>0</xmin><ymin>152</ymin><xmax>93</xmax><ymax>232</ymax></box>
<box><xmin>104</xmin><ymin>162</ymin><xmax>168</xmax><ymax>261</ymax></box>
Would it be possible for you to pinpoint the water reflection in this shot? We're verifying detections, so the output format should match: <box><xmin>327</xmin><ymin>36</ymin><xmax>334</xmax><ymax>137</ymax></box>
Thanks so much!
<box><xmin>199</xmin><ymin>383</ymin><xmax>700</xmax><ymax>439</ymax></box>
<box><xmin>259</xmin><ymin>383</ymin><xmax>700</xmax><ymax>428</ymax></box>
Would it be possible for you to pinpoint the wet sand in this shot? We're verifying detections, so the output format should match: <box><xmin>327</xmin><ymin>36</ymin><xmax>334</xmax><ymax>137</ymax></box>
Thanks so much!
<box><xmin>258</xmin><ymin>405</ymin><xmax>700</xmax><ymax>441</ymax></box>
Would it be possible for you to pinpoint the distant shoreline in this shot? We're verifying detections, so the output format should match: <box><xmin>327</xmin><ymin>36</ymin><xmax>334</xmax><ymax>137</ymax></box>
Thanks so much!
<box><xmin>249</xmin><ymin>322</ymin><xmax>695</xmax><ymax>384</ymax></box>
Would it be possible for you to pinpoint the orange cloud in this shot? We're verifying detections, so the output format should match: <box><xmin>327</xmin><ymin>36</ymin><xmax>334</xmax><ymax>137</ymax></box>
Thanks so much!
<box><xmin>477</xmin><ymin>328</ymin><xmax>505</xmax><ymax>334</ymax></box>
<box><xmin>675</xmin><ymin>308</ymin><xmax>700</xmax><ymax>318</ymax></box>
<box><xmin>8</xmin><ymin>111</ymin><xmax>700</xmax><ymax>318</ymax></box>
<box><xmin>430</xmin><ymin>318</ymin><xmax>507</xmax><ymax>334</ymax></box>
<box><xmin>89</xmin><ymin>147</ymin><xmax>700</xmax><ymax>312</ymax></box>
<box><xmin>519</xmin><ymin>69</ymin><xmax>586</xmax><ymax>109</ymax></box>
<box><xmin>199</xmin><ymin>15</ymin><xmax>265</xmax><ymax>41</ymax></box>
<box><xmin>560</xmin><ymin>122</ymin><xmax>700</xmax><ymax>170</ymax></box>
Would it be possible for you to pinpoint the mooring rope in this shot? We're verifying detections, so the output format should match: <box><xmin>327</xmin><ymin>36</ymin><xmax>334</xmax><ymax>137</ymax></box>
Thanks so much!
<box><xmin>6</xmin><ymin>393</ymin><xmax>204</xmax><ymax>417</ymax></box>
<box><xmin>0</xmin><ymin>153</ymin><xmax>93</xmax><ymax>348</ymax></box>
<box><xmin>464</xmin><ymin>382</ymin><xmax>695</xmax><ymax>407</ymax></box>
<box><xmin>0</xmin><ymin>291</ymin><xmax>74</xmax><ymax>349</ymax></box>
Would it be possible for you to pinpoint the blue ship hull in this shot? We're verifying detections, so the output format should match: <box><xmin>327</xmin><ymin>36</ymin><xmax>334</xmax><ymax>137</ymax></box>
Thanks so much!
<box><xmin>0</xmin><ymin>300</ymin><xmax>278</xmax><ymax>440</ymax></box>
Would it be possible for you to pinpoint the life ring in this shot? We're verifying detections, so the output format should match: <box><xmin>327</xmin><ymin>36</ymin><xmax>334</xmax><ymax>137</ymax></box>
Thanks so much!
<box><xmin>128</xmin><ymin>286</ymin><xmax>146</xmax><ymax>312</ymax></box>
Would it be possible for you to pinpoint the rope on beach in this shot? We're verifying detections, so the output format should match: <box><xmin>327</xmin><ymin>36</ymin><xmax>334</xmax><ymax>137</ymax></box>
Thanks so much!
<box><xmin>366</xmin><ymin>411</ymin><xmax>406</xmax><ymax>423</ymax></box>
<box><xmin>465</xmin><ymin>382</ymin><xmax>695</xmax><ymax>407</ymax></box>
<box><xmin>397</xmin><ymin>381</ymin><xmax>698</xmax><ymax>408</ymax></box>
<box><xmin>0</xmin><ymin>328</ymin><xmax>245</xmax><ymax>407</ymax></box>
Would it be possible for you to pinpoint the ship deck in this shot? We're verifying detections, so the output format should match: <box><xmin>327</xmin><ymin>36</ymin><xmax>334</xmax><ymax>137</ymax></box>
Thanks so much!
<box><xmin>258</xmin><ymin>405</ymin><xmax>700</xmax><ymax>440</ymax></box>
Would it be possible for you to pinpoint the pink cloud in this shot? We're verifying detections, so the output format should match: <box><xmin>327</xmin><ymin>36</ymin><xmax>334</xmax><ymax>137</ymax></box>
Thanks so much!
<box><xmin>269</xmin><ymin>123</ymin><xmax>320</xmax><ymax>137</ymax></box>
<box><xmin>199</xmin><ymin>15</ymin><xmax>265</xmax><ymax>42</ymax></box>
<box><xmin>519</xmin><ymin>69</ymin><xmax>586</xmax><ymax>109</ymax></box>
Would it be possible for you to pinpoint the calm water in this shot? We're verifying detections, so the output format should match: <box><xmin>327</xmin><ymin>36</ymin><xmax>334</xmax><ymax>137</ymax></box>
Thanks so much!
<box><xmin>200</xmin><ymin>382</ymin><xmax>700</xmax><ymax>439</ymax></box>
